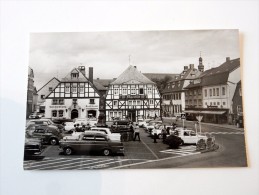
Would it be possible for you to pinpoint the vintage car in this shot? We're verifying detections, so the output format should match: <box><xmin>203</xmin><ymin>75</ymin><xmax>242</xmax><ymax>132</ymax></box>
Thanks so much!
<box><xmin>90</xmin><ymin>127</ymin><xmax>121</xmax><ymax>141</ymax></box>
<box><xmin>28</xmin><ymin>113</ymin><xmax>41</xmax><ymax>119</ymax></box>
<box><xmin>110</xmin><ymin>120</ymin><xmax>131</xmax><ymax>133</ymax></box>
<box><xmin>59</xmin><ymin>132</ymin><xmax>124</xmax><ymax>156</ymax></box>
<box><xmin>175</xmin><ymin>129</ymin><xmax>208</xmax><ymax>145</ymax></box>
<box><xmin>144</xmin><ymin>121</ymin><xmax>163</xmax><ymax>133</ymax></box>
<box><xmin>26</xmin><ymin>125</ymin><xmax>63</xmax><ymax>145</ymax></box>
<box><xmin>27</xmin><ymin>119</ymin><xmax>64</xmax><ymax>132</ymax></box>
<box><xmin>24</xmin><ymin>132</ymin><xmax>44</xmax><ymax>160</ymax></box>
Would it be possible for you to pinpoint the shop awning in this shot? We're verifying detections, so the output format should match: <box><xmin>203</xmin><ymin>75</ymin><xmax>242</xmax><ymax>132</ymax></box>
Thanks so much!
<box><xmin>185</xmin><ymin>110</ymin><xmax>226</xmax><ymax>115</ymax></box>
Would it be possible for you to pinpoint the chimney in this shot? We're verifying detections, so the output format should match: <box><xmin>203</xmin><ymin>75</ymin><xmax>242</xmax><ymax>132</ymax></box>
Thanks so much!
<box><xmin>184</xmin><ymin>66</ymin><xmax>188</xmax><ymax>70</ymax></box>
<box><xmin>226</xmin><ymin>57</ymin><xmax>230</xmax><ymax>62</ymax></box>
<box><xmin>78</xmin><ymin>66</ymin><xmax>86</xmax><ymax>76</ymax></box>
<box><xmin>189</xmin><ymin>64</ymin><xmax>194</xmax><ymax>69</ymax></box>
<box><xmin>89</xmin><ymin>67</ymin><xmax>93</xmax><ymax>84</ymax></box>
<box><xmin>134</xmin><ymin>66</ymin><xmax>137</xmax><ymax>68</ymax></box>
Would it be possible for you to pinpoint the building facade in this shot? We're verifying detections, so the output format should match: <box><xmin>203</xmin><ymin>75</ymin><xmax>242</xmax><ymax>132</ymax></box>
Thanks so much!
<box><xmin>45</xmin><ymin>66</ymin><xmax>100</xmax><ymax>119</ymax></box>
<box><xmin>162</xmin><ymin>61</ymin><xmax>202</xmax><ymax>117</ymax></box>
<box><xmin>105</xmin><ymin>65</ymin><xmax>161</xmax><ymax>122</ymax></box>
<box><xmin>185</xmin><ymin>57</ymin><xmax>241</xmax><ymax>124</ymax></box>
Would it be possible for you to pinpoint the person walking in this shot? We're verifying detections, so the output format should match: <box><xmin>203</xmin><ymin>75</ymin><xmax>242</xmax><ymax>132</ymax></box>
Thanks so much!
<box><xmin>161</xmin><ymin>125</ymin><xmax>167</xmax><ymax>143</ymax></box>
<box><xmin>153</xmin><ymin>128</ymin><xmax>157</xmax><ymax>143</ymax></box>
<box><xmin>129</xmin><ymin>122</ymin><xmax>134</xmax><ymax>141</ymax></box>
<box><xmin>133</xmin><ymin>124</ymin><xmax>140</xmax><ymax>141</ymax></box>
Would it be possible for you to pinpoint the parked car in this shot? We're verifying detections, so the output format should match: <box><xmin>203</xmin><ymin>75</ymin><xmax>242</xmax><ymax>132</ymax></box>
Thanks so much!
<box><xmin>59</xmin><ymin>132</ymin><xmax>124</xmax><ymax>156</ymax></box>
<box><xmin>52</xmin><ymin>118</ymin><xmax>73</xmax><ymax>125</ymax></box>
<box><xmin>63</xmin><ymin>122</ymin><xmax>76</xmax><ymax>132</ymax></box>
<box><xmin>111</xmin><ymin>120</ymin><xmax>131</xmax><ymax>133</ymax></box>
<box><xmin>90</xmin><ymin>127</ymin><xmax>121</xmax><ymax>141</ymax></box>
<box><xmin>24</xmin><ymin>132</ymin><xmax>43</xmax><ymax>156</ymax></box>
<box><xmin>176</xmin><ymin>129</ymin><xmax>208</xmax><ymax>145</ymax></box>
<box><xmin>137</xmin><ymin>119</ymin><xmax>152</xmax><ymax>128</ymax></box>
<box><xmin>145</xmin><ymin>121</ymin><xmax>162</xmax><ymax>133</ymax></box>
<box><xmin>26</xmin><ymin>125</ymin><xmax>63</xmax><ymax>145</ymax></box>
<box><xmin>235</xmin><ymin>113</ymin><xmax>244</xmax><ymax>128</ymax></box>
<box><xmin>29</xmin><ymin>113</ymin><xmax>40</xmax><ymax>119</ymax></box>
<box><xmin>151</xmin><ymin>125</ymin><xmax>173</xmax><ymax>139</ymax></box>
<box><xmin>27</xmin><ymin>119</ymin><xmax>64</xmax><ymax>132</ymax></box>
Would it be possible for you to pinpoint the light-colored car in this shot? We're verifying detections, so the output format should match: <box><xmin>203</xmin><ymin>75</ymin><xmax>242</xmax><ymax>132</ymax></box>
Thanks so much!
<box><xmin>151</xmin><ymin>125</ymin><xmax>173</xmax><ymax>139</ymax></box>
<box><xmin>176</xmin><ymin>129</ymin><xmax>208</xmax><ymax>145</ymax></box>
<box><xmin>145</xmin><ymin>121</ymin><xmax>162</xmax><ymax>133</ymax></box>
<box><xmin>64</xmin><ymin>122</ymin><xmax>75</xmax><ymax>132</ymax></box>
<box><xmin>27</xmin><ymin>118</ymin><xmax>64</xmax><ymax>132</ymax></box>
<box><xmin>90</xmin><ymin>127</ymin><xmax>121</xmax><ymax>141</ymax></box>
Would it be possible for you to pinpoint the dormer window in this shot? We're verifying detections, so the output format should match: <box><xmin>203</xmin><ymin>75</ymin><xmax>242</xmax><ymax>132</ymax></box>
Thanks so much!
<box><xmin>71</xmin><ymin>73</ymin><xmax>79</xmax><ymax>78</ymax></box>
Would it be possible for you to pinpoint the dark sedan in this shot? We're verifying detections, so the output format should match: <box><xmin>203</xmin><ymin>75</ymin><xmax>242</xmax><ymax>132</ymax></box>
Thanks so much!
<box><xmin>59</xmin><ymin>132</ymin><xmax>124</xmax><ymax>156</ymax></box>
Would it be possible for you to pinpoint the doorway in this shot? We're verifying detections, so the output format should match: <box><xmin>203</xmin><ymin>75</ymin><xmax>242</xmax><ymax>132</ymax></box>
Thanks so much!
<box><xmin>128</xmin><ymin>110</ymin><xmax>136</xmax><ymax>122</ymax></box>
<box><xmin>71</xmin><ymin>109</ymin><xmax>78</xmax><ymax>119</ymax></box>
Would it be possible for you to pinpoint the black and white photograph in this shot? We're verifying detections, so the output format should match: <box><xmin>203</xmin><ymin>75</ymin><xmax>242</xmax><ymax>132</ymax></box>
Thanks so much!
<box><xmin>24</xmin><ymin>30</ymin><xmax>247</xmax><ymax>170</ymax></box>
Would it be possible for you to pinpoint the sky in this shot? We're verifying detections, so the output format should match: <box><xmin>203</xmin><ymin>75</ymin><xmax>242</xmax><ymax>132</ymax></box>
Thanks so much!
<box><xmin>29</xmin><ymin>30</ymin><xmax>240</xmax><ymax>90</ymax></box>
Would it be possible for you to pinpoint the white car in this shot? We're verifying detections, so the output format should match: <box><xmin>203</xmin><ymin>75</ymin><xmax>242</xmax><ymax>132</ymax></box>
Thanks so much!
<box><xmin>62</xmin><ymin>131</ymin><xmax>105</xmax><ymax>141</ymax></box>
<box><xmin>64</xmin><ymin>122</ymin><xmax>75</xmax><ymax>132</ymax></box>
<box><xmin>151</xmin><ymin>125</ymin><xmax>173</xmax><ymax>139</ymax></box>
<box><xmin>176</xmin><ymin>129</ymin><xmax>208</xmax><ymax>145</ymax></box>
<box><xmin>90</xmin><ymin>127</ymin><xmax>121</xmax><ymax>141</ymax></box>
<box><xmin>145</xmin><ymin>121</ymin><xmax>162</xmax><ymax>133</ymax></box>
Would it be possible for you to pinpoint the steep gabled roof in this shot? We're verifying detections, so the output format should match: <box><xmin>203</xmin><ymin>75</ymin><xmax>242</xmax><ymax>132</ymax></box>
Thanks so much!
<box><xmin>93</xmin><ymin>81</ymin><xmax>107</xmax><ymax>91</ymax></box>
<box><xmin>94</xmin><ymin>79</ymin><xmax>114</xmax><ymax>87</ymax></box>
<box><xmin>61</xmin><ymin>68</ymin><xmax>88</xmax><ymax>82</ymax></box>
<box><xmin>37</xmin><ymin>77</ymin><xmax>60</xmax><ymax>92</ymax></box>
<box><xmin>111</xmin><ymin>65</ymin><xmax>154</xmax><ymax>85</ymax></box>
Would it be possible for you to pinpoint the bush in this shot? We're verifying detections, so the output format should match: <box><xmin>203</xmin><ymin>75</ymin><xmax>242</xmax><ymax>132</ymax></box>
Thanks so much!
<box><xmin>164</xmin><ymin>135</ymin><xmax>183</xmax><ymax>149</ymax></box>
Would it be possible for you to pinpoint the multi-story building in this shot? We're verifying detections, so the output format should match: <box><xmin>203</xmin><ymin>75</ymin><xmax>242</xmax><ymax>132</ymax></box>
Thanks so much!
<box><xmin>185</xmin><ymin>57</ymin><xmax>241</xmax><ymax>123</ymax></box>
<box><xmin>105</xmin><ymin>65</ymin><xmax>161</xmax><ymax>122</ymax></box>
<box><xmin>161</xmin><ymin>59</ymin><xmax>203</xmax><ymax>117</ymax></box>
<box><xmin>36</xmin><ymin>77</ymin><xmax>60</xmax><ymax>113</ymax></box>
<box><xmin>232</xmin><ymin>81</ymin><xmax>243</xmax><ymax>121</ymax></box>
<box><xmin>44</xmin><ymin>66</ymin><xmax>101</xmax><ymax>119</ymax></box>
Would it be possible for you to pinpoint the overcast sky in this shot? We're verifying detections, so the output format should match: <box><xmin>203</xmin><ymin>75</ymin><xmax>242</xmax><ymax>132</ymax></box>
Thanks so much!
<box><xmin>29</xmin><ymin>30</ymin><xmax>240</xmax><ymax>89</ymax></box>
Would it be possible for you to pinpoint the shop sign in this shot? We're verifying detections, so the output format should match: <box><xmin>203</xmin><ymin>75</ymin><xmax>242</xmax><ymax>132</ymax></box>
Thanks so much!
<box><xmin>49</xmin><ymin>105</ymin><xmax>66</xmax><ymax>109</ymax></box>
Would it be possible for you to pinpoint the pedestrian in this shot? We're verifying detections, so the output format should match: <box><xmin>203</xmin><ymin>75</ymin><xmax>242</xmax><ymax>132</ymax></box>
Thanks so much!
<box><xmin>153</xmin><ymin>133</ymin><xmax>157</xmax><ymax>143</ymax></box>
<box><xmin>161</xmin><ymin>125</ymin><xmax>167</xmax><ymax>143</ymax></box>
<box><xmin>129</xmin><ymin>122</ymin><xmax>134</xmax><ymax>141</ymax></box>
<box><xmin>81</xmin><ymin>124</ymin><xmax>86</xmax><ymax>132</ymax></box>
<box><xmin>75</xmin><ymin>124</ymin><xmax>81</xmax><ymax>132</ymax></box>
<box><xmin>86</xmin><ymin>123</ymin><xmax>91</xmax><ymax>130</ymax></box>
<box><xmin>133</xmin><ymin>124</ymin><xmax>140</xmax><ymax>141</ymax></box>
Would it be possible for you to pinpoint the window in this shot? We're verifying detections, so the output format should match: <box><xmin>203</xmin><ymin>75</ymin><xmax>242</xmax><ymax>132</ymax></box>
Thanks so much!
<box><xmin>113</xmin><ymin>100</ymin><xmax>118</xmax><ymax>107</ymax></box>
<box><xmin>59</xmin><ymin>99</ymin><xmax>64</xmax><ymax>105</ymax></box>
<box><xmin>237</xmin><ymin>105</ymin><xmax>242</xmax><ymax>113</ymax></box>
<box><xmin>172</xmin><ymin>83</ymin><xmax>175</xmax><ymax>88</ymax></box>
<box><xmin>71</xmin><ymin>73</ymin><xmax>78</xmax><ymax>78</ymax></box>
<box><xmin>114</xmin><ymin>88</ymin><xmax>119</xmax><ymax>95</ymax></box>
<box><xmin>52</xmin><ymin>99</ymin><xmax>58</xmax><ymax>105</ymax></box>
<box><xmin>179</xmin><ymin>93</ymin><xmax>181</xmax><ymax>100</ymax></box>
<box><xmin>137</xmin><ymin>101</ymin><xmax>141</xmax><ymax>105</ymax></box>
<box><xmin>216</xmin><ymin>88</ymin><xmax>219</xmax><ymax>96</ymax></box>
<box><xmin>122</xmin><ymin>88</ymin><xmax>127</xmax><ymax>95</ymax></box>
<box><xmin>198</xmin><ymin>89</ymin><xmax>202</xmax><ymax>95</ymax></box>
<box><xmin>90</xmin><ymin>99</ymin><xmax>95</xmax><ymax>104</ymax></box>
<box><xmin>59</xmin><ymin>110</ymin><xmax>64</xmax><ymax>117</ymax></box>
<box><xmin>49</xmin><ymin>87</ymin><xmax>53</xmax><ymax>92</ymax></box>
<box><xmin>52</xmin><ymin>110</ymin><xmax>57</xmax><ymax>117</ymax></box>
<box><xmin>217</xmin><ymin>102</ymin><xmax>220</xmax><ymax>105</ymax></box>
<box><xmin>205</xmin><ymin>102</ymin><xmax>207</xmax><ymax>105</ymax></box>
<box><xmin>213</xmin><ymin>88</ymin><xmax>215</xmax><ymax>96</ymax></box>
<box><xmin>149</xmin><ymin>99</ymin><xmax>154</xmax><ymax>105</ymax></box>
<box><xmin>65</xmin><ymin>86</ymin><xmax>70</xmax><ymax>93</ymax></box>
<box><xmin>79</xmin><ymin>84</ymin><xmax>84</xmax><ymax>93</ymax></box>
<box><xmin>131</xmin><ymin>88</ymin><xmax>136</xmax><ymax>95</ymax></box>
<box><xmin>139</xmin><ymin>88</ymin><xmax>144</xmax><ymax>95</ymax></box>
<box><xmin>73</xmin><ymin>99</ymin><xmax>77</xmax><ymax>104</ymax></box>
<box><xmin>147</xmin><ymin>88</ymin><xmax>152</xmax><ymax>94</ymax></box>
<box><xmin>133</xmin><ymin>100</ymin><xmax>136</xmax><ymax>106</ymax></box>
<box><xmin>222</xmin><ymin>87</ymin><xmax>226</xmax><ymax>95</ymax></box>
<box><xmin>82</xmin><ymin>135</ymin><xmax>95</xmax><ymax>141</ymax></box>
<box><xmin>223</xmin><ymin>102</ymin><xmax>226</xmax><ymax>105</ymax></box>
<box><xmin>204</xmin><ymin>89</ymin><xmax>207</xmax><ymax>97</ymax></box>
<box><xmin>41</xmin><ymin>95</ymin><xmax>45</xmax><ymax>99</ymax></box>
<box><xmin>95</xmin><ymin>136</ymin><xmax>106</xmax><ymax>141</ymax></box>
<box><xmin>194</xmin><ymin>90</ymin><xmax>196</xmax><ymax>95</ymax></box>
<box><xmin>128</xmin><ymin>101</ymin><xmax>132</xmax><ymax>106</ymax></box>
<box><xmin>209</xmin><ymin>89</ymin><xmax>212</xmax><ymax>96</ymax></box>
<box><xmin>72</xmin><ymin>86</ymin><xmax>77</xmax><ymax>93</ymax></box>
<box><xmin>213</xmin><ymin>102</ymin><xmax>216</xmax><ymax>105</ymax></box>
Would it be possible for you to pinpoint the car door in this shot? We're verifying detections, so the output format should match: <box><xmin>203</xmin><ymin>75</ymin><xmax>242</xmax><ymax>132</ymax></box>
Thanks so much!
<box><xmin>189</xmin><ymin>131</ymin><xmax>198</xmax><ymax>144</ymax></box>
<box><xmin>79</xmin><ymin>135</ymin><xmax>95</xmax><ymax>153</ymax></box>
<box><xmin>32</xmin><ymin>128</ymin><xmax>46</xmax><ymax>142</ymax></box>
<box><xmin>182</xmin><ymin>131</ymin><xmax>192</xmax><ymax>144</ymax></box>
<box><xmin>94</xmin><ymin>135</ymin><xmax>109</xmax><ymax>153</ymax></box>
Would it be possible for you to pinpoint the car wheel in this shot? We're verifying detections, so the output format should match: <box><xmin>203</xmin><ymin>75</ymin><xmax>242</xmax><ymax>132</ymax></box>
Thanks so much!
<box><xmin>158</xmin><ymin>134</ymin><xmax>163</xmax><ymax>139</ymax></box>
<box><xmin>103</xmin><ymin>149</ymin><xmax>111</xmax><ymax>156</ymax></box>
<box><xmin>49</xmin><ymin>138</ymin><xmax>58</xmax><ymax>145</ymax></box>
<box><xmin>64</xmin><ymin>147</ymin><xmax>73</xmax><ymax>155</ymax></box>
<box><xmin>236</xmin><ymin>123</ymin><xmax>240</xmax><ymax>128</ymax></box>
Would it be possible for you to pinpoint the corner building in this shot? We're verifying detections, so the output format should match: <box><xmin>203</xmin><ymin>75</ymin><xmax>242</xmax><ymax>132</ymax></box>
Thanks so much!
<box><xmin>105</xmin><ymin>65</ymin><xmax>161</xmax><ymax>122</ymax></box>
<box><xmin>45</xmin><ymin>66</ymin><xmax>100</xmax><ymax>119</ymax></box>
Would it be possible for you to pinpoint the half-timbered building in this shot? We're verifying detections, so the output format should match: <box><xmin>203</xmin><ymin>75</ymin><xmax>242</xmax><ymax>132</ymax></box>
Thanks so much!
<box><xmin>45</xmin><ymin>66</ymin><xmax>100</xmax><ymax>119</ymax></box>
<box><xmin>105</xmin><ymin>65</ymin><xmax>161</xmax><ymax>122</ymax></box>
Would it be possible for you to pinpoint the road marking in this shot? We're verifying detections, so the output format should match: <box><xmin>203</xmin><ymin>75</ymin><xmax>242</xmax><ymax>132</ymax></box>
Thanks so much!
<box><xmin>140</xmin><ymin>140</ymin><xmax>159</xmax><ymax>159</ymax></box>
<box><xmin>76</xmin><ymin>159</ymin><xmax>130</xmax><ymax>170</ymax></box>
<box><xmin>204</xmin><ymin>132</ymin><xmax>244</xmax><ymax>135</ymax></box>
<box><xmin>160</xmin><ymin>146</ymin><xmax>199</xmax><ymax>156</ymax></box>
<box><xmin>110</xmin><ymin>152</ymin><xmax>201</xmax><ymax>169</ymax></box>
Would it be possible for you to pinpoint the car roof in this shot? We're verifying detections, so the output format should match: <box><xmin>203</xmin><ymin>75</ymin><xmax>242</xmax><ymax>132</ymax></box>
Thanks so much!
<box><xmin>83</xmin><ymin>131</ymin><xmax>106</xmax><ymax>135</ymax></box>
<box><xmin>91</xmin><ymin>127</ymin><xmax>109</xmax><ymax>130</ymax></box>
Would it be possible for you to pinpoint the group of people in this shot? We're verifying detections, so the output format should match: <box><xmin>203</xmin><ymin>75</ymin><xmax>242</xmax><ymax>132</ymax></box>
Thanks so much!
<box><xmin>74</xmin><ymin>123</ymin><xmax>91</xmax><ymax>132</ymax></box>
<box><xmin>129</xmin><ymin>122</ymin><xmax>141</xmax><ymax>141</ymax></box>
<box><xmin>153</xmin><ymin>123</ymin><xmax>177</xmax><ymax>143</ymax></box>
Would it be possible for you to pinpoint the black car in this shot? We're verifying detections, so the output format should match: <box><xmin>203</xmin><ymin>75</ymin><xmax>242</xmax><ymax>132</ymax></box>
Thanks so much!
<box><xmin>26</xmin><ymin>125</ymin><xmax>64</xmax><ymax>145</ymax></box>
<box><xmin>111</xmin><ymin>120</ymin><xmax>131</xmax><ymax>133</ymax></box>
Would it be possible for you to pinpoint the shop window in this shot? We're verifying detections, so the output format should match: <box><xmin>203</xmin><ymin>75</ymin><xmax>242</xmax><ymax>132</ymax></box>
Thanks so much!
<box><xmin>52</xmin><ymin>99</ymin><xmax>58</xmax><ymax>105</ymax></box>
<box><xmin>59</xmin><ymin>110</ymin><xmax>64</xmax><ymax>117</ymax></box>
<box><xmin>52</xmin><ymin>110</ymin><xmax>57</xmax><ymax>117</ymax></box>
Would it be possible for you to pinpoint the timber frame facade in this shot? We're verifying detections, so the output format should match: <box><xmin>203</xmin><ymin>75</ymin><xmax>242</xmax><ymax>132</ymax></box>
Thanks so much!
<box><xmin>105</xmin><ymin>66</ymin><xmax>161</xmax><ymax>122</ymax></box>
